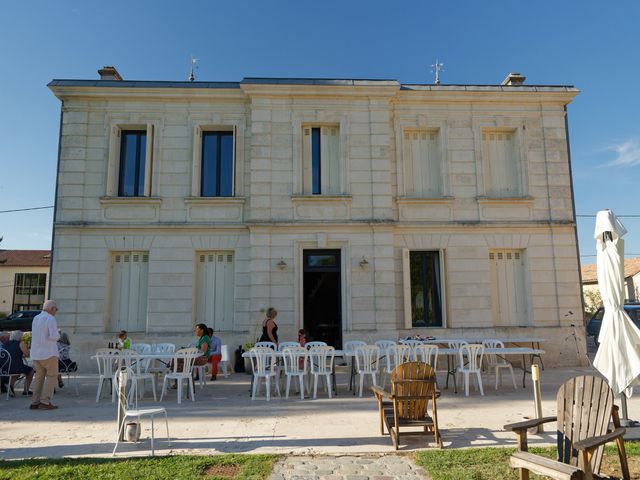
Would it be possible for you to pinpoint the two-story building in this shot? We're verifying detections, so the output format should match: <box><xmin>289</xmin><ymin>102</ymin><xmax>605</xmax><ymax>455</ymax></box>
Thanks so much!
<box><xmin>48</xmin><ymin>67</ymin><xmax>585</xmax><ymax>368</ymax></box>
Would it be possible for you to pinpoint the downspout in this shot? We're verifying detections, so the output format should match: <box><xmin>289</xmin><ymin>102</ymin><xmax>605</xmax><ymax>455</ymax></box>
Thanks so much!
<box><xmin>48</xmin><ymin>99</ymin><xmax>64</xmax><ymax>300</ymax></box>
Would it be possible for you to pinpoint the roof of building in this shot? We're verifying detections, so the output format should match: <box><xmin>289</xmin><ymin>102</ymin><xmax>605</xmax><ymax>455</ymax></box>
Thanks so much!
<box><xmin>581</xmin><ymin>257</ymin><xmax>640</xmax><ymax>283</ymax></box>
<box><xmin>0</xmin><ymin>250</ymin><xmax>51</xmax><ymax>267</ymax></box>
<box><xmin>47</xmin><ymin>77</ymin><xmax>577</xmax><ymax>92</ymax></box>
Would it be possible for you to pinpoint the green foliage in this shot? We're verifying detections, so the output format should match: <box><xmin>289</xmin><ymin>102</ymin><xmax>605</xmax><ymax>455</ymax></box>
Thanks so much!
<box><xmin>0</xmin><ymin>454</ymin><xmax>278</xmax><ymax>480</ymax></box>
<box><xmin>583</xmin><ymin>288</ymin><xmax>603</xmax><ymax>317</ymax></box>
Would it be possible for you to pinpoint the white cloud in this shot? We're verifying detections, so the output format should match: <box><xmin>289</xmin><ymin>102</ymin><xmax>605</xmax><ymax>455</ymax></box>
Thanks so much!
<box><xmin>606</xmin><ymin>137</ymin><xmax>640</xmax><ymax>167</ymax></box>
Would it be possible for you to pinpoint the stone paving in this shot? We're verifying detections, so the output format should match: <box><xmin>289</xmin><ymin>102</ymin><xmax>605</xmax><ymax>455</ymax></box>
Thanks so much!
<box><xmin>269</xmin><ymin>455</ymin><xmax>430</xmax><ymax>480</ymax></box>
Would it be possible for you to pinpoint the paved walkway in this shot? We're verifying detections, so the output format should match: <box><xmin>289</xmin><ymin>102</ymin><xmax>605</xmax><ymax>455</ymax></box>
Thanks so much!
<box><xmin>269</xmin><ymin>455</ymin><xmax>429</xmax><ymax>480</ymax></box>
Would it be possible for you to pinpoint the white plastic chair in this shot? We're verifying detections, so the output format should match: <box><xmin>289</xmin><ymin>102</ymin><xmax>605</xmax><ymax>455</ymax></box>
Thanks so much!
<box><xmin>381</xmin><ymin>344</ymin><xmax>412</xmax><ymax>389</ymax></box>
<box><xmin>119</xmin><ymin>351</ymin><xmax>157</xmax><ymax>401</ymax></box>
<box><xmin>277</xmin><ymin>341</ymin><xmax>300</xmax><ymax>351</ymax></box>
<box><xmin>218</xmin><ymin>345</ymin><xmax>233</xmax><ymax>378</ymax></box>
<box><xmin>152</xmin><ymin>343</ymin><xmax>176</xmax><ymax>353</ymax></box>
<box><xmin>307</xmin><ymin>346</ymin><xmax>335</xmax><ymax>399</ymax></box>
<box><xmin>160</xmin><ymin>348</ymin><xmax>199</xmax><ymax>404</ymax></box>
<box><xmin>249</xmin><ymin>347</ymin><xmax>280</xmax><ymax>401</ymax></box>
<box><xmin>255</xmin><ymin>341</ymin><xmax>277</xmax><ymax>350</ymax></box>
<box><xmin>282</xmin><ymin>346</ymin><xmax>307</xmax><ymax>399</ymax></box>
<box><xmin>147</xmin><ymin>343</ymin><xmax>175</xmax><ymax>379</ymax></box>
<box><xmin>131</xmin><ymin>343</ymin><xmax>152</xmax><ymax>354</ymax></box>
<box><xmin>0</xmin><ymin>348</ymin><xmax>12</xmax><ymax>401</ymax></box>
<box><xmin>374</xmin><ymin>340</ymin><xmax>396</xmax><ymax>356</ymax></box>
<box><xmin>445</xmin><ymin>340</ymin><xmax>468</xmax><ymax>392</ymax></box>
<box><xmin>305</xmin><ymin>341</ymin><xmax>327</xmax><ymax>349</ymax></box>
<box><xmin>482</xmin><ymin>339</ymin><xmax>516</xmax><ymax>390</ymax></box>
<box><xmin>112</xmin><ymin>367</ymin><xmax>170</xmax><ymax>456</ymax></box>
<box><xmin>414</xmin><ymin>344</ymin><xmax>439</xmax><ymax>372</ymax></box>
<box><xmin>58</xmin><ymin>346</ymin><xmax>80</xmax><ymax>396</ymax></box>
<box><xmin>95</xmin><ymin>348</ymin><xmax>120</xmax><ymax>403</ymax></box>
<box><xmin>457</xmin><ymin>344</ymin><xmax>485</xmax><ymax>396</ymax></box>
<box><xmin>354</xmin><ymin>345</ymin><xmax>380</xmax><ymax>397</ymax></box>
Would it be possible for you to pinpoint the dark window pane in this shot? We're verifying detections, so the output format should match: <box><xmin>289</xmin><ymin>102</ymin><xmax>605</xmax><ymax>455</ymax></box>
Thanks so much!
<box><xmin>13</xmin><ymin>273</ymin><xmax>46</xmax><ymax>311</ymax></box>
<box><xmin>201</xmin><ymin>131</ymin><xmax>234</xmax><ymax>197</ymax></box>
<box><xmin>311</xmin><ymin>127</ymin><xmax>321</xmax><ymax>194</ymax></box>
<box><xmin>410</xmin><ymin>251</ymin><xmax>442</xmax><ymax>327</ymax></box>
<box><xmin>118</xmin><ymin>131</ymin><xmax>146</xmax><ymax>196</ymax></box>
<box><xmin>307</xmin><ymin>255</ymin><xmax>337</xmax><ymax>267</ymax></box>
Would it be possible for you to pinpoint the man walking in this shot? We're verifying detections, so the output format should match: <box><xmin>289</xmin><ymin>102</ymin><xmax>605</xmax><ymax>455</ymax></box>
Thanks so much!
<box><xmin>30</xmin><ymin>300</ymin><xmax>60</xmax><ymax>410</ymax></box>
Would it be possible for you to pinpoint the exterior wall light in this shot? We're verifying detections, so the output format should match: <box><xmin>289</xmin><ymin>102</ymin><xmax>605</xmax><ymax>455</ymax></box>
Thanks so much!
<box><xmin>277</xmin><ymin>258</ymin><xmax>287</xmax><ymax>270</ymax></box>
<box><xmin>359</xmin><ymin>256</ymin><xmax>369</xmax><ymax>268</ymax></box>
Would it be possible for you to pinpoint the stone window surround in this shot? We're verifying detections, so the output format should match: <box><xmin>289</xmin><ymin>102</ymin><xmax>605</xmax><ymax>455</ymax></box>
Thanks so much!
<box><xmin>292</xmin><ymin>113</ymin><xmax>350</xmax><ymax>196</ymax></box>
<box><xmin>394</xmin><ymin>117</ymin><xmax>451</xmax><ymax>199</ymax></box>
<box><xmin>473</xmin><ymin>119</ymin><xmax>529</xmax><ymax>200</ymax></box>
<box><xmin>402</xmin><ymin>247</ymin><xmax>447</xmax><ymax>330</ymax></box>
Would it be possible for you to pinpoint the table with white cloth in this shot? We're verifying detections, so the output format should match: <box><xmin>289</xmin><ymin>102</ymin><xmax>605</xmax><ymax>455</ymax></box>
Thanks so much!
<box><xmin>242</xmin><ymin>349</ymin><xmax>345</xmax><ymax>397</ymax></box>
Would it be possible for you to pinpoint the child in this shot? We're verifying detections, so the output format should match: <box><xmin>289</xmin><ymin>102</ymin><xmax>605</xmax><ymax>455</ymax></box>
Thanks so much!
<box><xmin>297</xmin><ymin>329</ymin><xmax>307</xmax><ymax>347</ymax></box>
<box><xmin>117</xmin><ymin>330</ymin><xmax>131</xmax><ymax>349</ymax></box>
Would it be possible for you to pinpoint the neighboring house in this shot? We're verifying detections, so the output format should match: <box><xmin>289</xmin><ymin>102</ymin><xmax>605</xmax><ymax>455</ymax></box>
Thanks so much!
<box><xmin>0</xmin><ymin>250</ymin><xmax>51</xmax><ymax>315</ymax></box>
<box><xmin>48</xmin><ymin>67</ymin><xmax>585</xmax><ymax>368</ymax></box>
<box><xmin>581</xmin><ymin>257</ymin><xmax>640</xmax><ymax>305</ymax></box>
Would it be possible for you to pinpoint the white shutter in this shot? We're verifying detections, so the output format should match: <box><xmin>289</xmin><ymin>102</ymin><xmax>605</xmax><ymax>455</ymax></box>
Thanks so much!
<box><xmin>192</xmin><ymin>126</ymin><xmax>202</xmax><ymax>196</ymax></box>
<box><xmin>111</xmin><ymin>254</ymin><xmax>129</xmax><ymax>331</ymax></box>
<box><xmin>484</xmin><ymin>131</ymin><xmax>520</xmax><ymax>197</ymax></box>
<box><xmin>144</xmin><ymin>123</ymin><xmax>153</xmax><ymax>196</ymax></box>
<box><xmin>302</xmin><ymin>127</ymin><xmax>312</xmax><ymax>193</ymax></box>
<box><xmin>489</xmin><ymin>249</ymin><xmax>527</xmax><ymax>326</ymax></box>
<box><xmin>325</xmin><ymin>126</ymin><xmax>340</xmax><ymax>194</ymax></box>
<box><xmin>405</xmin><ymin>130</ymin><xmax>441</xmax><ymax>196</ymax></box>
<box><xmin>111</xmin><ymin>252</ymin><xmax>148</xmax><ymax>331</ymax></box>
<box><xmin>402</xmin><ymin>248</ymin><xmax>412</xmax><ymax>328</ymax></box>
<box><xmin>196</xmin><ymin>251</ymin><xmax>235</xmax><ymax>331</ymax></box>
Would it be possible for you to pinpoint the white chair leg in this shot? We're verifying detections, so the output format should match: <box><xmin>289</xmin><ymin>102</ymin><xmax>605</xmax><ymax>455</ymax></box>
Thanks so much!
<box><xmin>150</xmin><ymin>377</ymin><xmax>157</xmax><ymax>401</ymax></box>
<box><xmin>495</xmin><ymin>368</ymin><xmax>500</xmax><ymax>390</ymax></box>
<box><xmin>251</xmin><ymin>375</ymin><xmax>258</xmax><ymax>400</ymax></box>
<box><xmin>265</xmin><ymin>377</ymin><xmax>271</xmax><ymax>402</ymax></box>
<box><xmin>189</xmin><ymin>377</ymin><xmax>195</xmax><ymax>402</ymax></box>
<box><xmin>164</xmin><ymin>411</ymin><xmax>171</xmax><ymax>446</ymax></box>
<box><xmin>112</xmin><ymin>418</ymin><xmax>126</xmax><ymax>456</ymax></box>
<box><xmin>151</xmin><ymin>416</ymin><xmax>155</xmax><ymax>456</ymax></box>
<box><xmin>359</xmin><ymin>373</ymin><xmax>364</xmax><ymax>397</ymax></box>
<box><xmin>298</xmin><ymin>375</ymin><xmax>304</xmax><ymax>400</ymax></box>
<box><xmin>313</xmin><ymin>375</ymin><xmax>318</xmax><ymax>399</ymax></box>
<box><xmin>177</xmin><ymin>381</ymin><xmax>182</xmax><ymax>405</ymax></box>
<box><xmin>464</xmin><ymin>372</ymin><xmax>469</xmax><ymax>397</ymax></box>
<box><xmin>326</xmin><ymin>374</ymin><xmax>332</xmax><ymax>399</ymax></box>
<box><xmin>275</xmin><ymin>375</ymin><xmax>280</xmax><ymax>397</ymax></box>
<box><xmin>285</xmin><ymin>376</ymin><xmax>291</xmax><ymax>399</ymax></box>
<box><xmin>96</xmin><ymin>378</ymin><xmax>103</xmax><ymax>403</ymax></box>
<box><xmin>477</xmin><ymin>371</ymin><xmax>484</xmax><ymax>396</ymax></box>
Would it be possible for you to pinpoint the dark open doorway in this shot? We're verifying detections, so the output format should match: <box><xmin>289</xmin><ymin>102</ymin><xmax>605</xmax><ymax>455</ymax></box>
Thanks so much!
<box><xmin>303</xmin><ymin>249</ymin><xmax>342</xmax><ymax>348</ymax></box>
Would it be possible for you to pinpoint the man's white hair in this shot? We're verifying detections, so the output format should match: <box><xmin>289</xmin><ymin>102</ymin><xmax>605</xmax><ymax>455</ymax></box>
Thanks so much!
<box><xmin>43</xmin><ymin>299</ymin><xmax>58</xmax><ymax>312</ymax></box>
<box><xmin>9</xmin><ymin>330</ymin><xmax>23</xmax><ymax>342</ymax></box>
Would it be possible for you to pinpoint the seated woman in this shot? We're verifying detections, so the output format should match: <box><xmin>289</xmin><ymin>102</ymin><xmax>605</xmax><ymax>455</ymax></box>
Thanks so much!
<box><xmin>57</xmin><ymin>332</ymin><xmax>77</xmax><ymax>388</ymax></box>
<box><xmin>4</xmin><ymin>330</ymin><xmax>34</xmax><ymax>396</ymax></box>
<box><xmin>172</xmin><ymin>324</ymin><xmax>210</xmax><ymax>386</ymax></box>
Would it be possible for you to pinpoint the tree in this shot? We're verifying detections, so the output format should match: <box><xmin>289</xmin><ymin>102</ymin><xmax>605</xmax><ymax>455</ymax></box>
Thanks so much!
<box><xmin>583</xmin><ymin>288</ymin><xmax>603</xmax><ymax>319</ymax></box>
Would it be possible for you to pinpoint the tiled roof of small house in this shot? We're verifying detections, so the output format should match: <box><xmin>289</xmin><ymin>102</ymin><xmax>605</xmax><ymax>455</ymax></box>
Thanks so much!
<box><xmin>0</xmin><ymin>250</ymin><xmax>51</xmax><ymax>267</ymax></box>
<box><xmin>581</xmin><ymin>257</ymin><xmax>640</xmax><ymax>283</ymax></box>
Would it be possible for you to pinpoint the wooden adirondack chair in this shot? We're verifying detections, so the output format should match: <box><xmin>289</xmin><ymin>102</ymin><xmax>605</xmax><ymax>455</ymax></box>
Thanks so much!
<box><xmin>504</xmin><ymin>375</ymin><xmax>629</xmax><ymax>480</ymax></box>
<box><xmin>371</xmin><ymin>361</ymin><xmax>441</xmax><ymax>450</ymax></box>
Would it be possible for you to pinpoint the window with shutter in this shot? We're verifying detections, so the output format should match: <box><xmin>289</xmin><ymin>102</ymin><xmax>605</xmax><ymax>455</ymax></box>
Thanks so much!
<box><xmin>195</xmin><ymin>251</ymin><xmax>235</xmax><ymax>331</ymax></box>
<box><xmin>488</xmin><ymin>249</ymin><xmax>528</xmax><ymax>326</ymax></box>
<box><xmin>110</xmin><ymin>251</ymin><xmax>149</xmax><ymax>332</ymax></box>
<box><xmin>482</xmin><ymin>129</ymin><xmax>522</xmax><ymax>197</ymax></box>
<box><xmin>302</xmin><ymin>125</ymin><xmax>340</xmax><ymax>194</ymax></box>
<box><xmin>403</xmin><ymin>129</ymin><xmax>442</xmax><ymax>196</ymax></box>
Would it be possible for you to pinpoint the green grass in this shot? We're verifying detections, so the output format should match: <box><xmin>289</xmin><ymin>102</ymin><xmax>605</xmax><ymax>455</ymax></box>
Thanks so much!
<box><xmin>0</xmin><ymin>454</ymin><xmax>278</xmax><ymax>480</ymax></box>
<box><xmin>415</xmin><ymin>443</ymin><xmax>640</xmax><ymax>480</ymax></box>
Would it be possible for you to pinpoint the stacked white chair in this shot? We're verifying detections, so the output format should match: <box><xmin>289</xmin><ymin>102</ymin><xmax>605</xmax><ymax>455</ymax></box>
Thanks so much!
<box><xmin>482</xmin><ymin>339</ymin><xmax>516</xmax><ymax>390</ymax></box>
<box><xmin>112</xmin><ymin>367</ymin><xmax>170</xmax><ymax>456</ymax></box>
<box><xmin>457</xmin><ymin>344</ymin><xmax>485</xmax><ymax>396</ymax></box>
<box><xmin>374</xmin><ymin>340</ymin><xmax>396</xmax><ymax>356</ymax></box>
<box><xmin>305</xmin><ymin>341</ymin><xmax>327</xmax><ymax>349</ymax></box>
<box><xmin>277</xmin><ymin>341</ymin><xmax>300</xmax><ymax>351</ymax></box>
<box><xmin>354</xmin><ymin>345</ymin><xmax>380</xmax><ymax>397</ymax></box>
<box><xmin>381</xmin><ymin>344</ymin><xmax>412</xmax><ymax>389</ymax></box>
<box><xmin>160</xmin><ymin>348</ymin><xmax>199</xmax><ymax>404</ymax></box>
<box><xmin>95</xmin><ymin>348</ymin><xmax>120</xmax><ymax>403</ymax></box>
<box><xmin>307</xmin><ymin>346</ymin><xmax>335</xmax><ymax>399</ymax></box>
<box><xmin>249</xmin><ymin>347</ymin><xmax>280</xmax><ymax>401</ymax></box>
<box><xmin>282</xmin><ymin>346</ymin><xmax>307</xmax><ymax>399</ymax></box>
<box><xmin>414</xmin><ymin>344</ymin><xmax>439</xmax><ymax>372</ymax></box>
<box><xmin>255</xmin><ymin>341</ymin><xmax>277</xmax><ymax>350</ymax></box>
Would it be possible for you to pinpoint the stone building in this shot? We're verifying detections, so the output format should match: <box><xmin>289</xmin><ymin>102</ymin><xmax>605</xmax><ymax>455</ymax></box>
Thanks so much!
<box><xmin>0</xmin><ymin>250</ymin><xmax>50</xmax><ymax>316</ymax></box>
<box><xmin>48</xmin><ymin>68</ymin><xmax>585</xmax><ymax>368</ymax></box>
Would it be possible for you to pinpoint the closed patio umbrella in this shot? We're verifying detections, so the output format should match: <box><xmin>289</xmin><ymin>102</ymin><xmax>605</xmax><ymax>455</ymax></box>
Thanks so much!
<box><xmin>592</xmin><ymin>209</ymin><xmax>640</xmax><ymax>398</ymax></box>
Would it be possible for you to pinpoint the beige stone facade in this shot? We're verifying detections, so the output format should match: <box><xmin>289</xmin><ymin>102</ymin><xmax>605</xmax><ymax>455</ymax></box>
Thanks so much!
<box><xmin>0</xmin><ymin>250</ymin><xmax>50</xmax><ymax>316</ymax></box>
<box><xmin>48</xmin><ymin>75</ymin><xmax>585</xmax><ymax>369</ymax></box>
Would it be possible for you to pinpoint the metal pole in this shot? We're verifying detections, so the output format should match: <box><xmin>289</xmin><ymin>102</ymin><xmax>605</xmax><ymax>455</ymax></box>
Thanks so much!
<box><xmin>532</xmin><ymin>364</ymin><xmax>544</xmax><ymax>433</ymax></box>
<box><xmin>117</xmin><ymin>367</ymin><xmax>127</xmax><ymax>441</ymax></box>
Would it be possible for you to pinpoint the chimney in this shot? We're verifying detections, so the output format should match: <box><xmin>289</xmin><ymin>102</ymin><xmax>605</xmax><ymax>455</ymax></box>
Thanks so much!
<box><xmin>501</xmin><ymin>72</ymin><xmax>526</xmax><ymax>86</ymax></box>
<box><xmin>98</xmin><ymin>66</ymin><xmax>123</xmax><ymax>81</ymax></box>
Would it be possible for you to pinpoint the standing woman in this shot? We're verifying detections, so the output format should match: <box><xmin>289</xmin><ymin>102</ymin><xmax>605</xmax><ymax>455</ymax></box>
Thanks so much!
<box><xmin>259</xmin><ymin>307</ymin><xmax>279</xmax><ymax>346</ymax></box>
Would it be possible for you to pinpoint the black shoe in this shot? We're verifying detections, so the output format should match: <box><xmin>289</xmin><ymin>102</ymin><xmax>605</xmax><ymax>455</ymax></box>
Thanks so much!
<box><xmin>22</xmin><ymin>390</ymin><xmax>33</xmax><ymax>396</ymax></box>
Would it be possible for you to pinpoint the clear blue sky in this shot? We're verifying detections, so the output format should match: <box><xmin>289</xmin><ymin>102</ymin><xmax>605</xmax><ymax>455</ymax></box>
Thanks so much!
<box><xmin>1</xmin><ymin>1</ymin><xmax>639</xmax><ymax>268</ymax></box>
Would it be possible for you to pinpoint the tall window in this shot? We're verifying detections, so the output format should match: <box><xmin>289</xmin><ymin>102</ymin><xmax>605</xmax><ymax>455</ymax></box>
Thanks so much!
<box><xmin>13</xmin><ymin>273</ymin><xmax>46</xmax><ymax>311</ymax></box>
<box><xmin>118</xmin><ymin>130</ymin><xmax>147</xmax><ymax>197</ymax></box>
<box><xmin>407</xmin><ymin>251</ymin><xmax>443</xmax><ymax>327</ymax></box>
<box><xmin>482</xmin><ymin>130</ymin><xmax>522</xmax><ymax>197</ymax></box>
<box><xmin>196</xmin><ymin>252</ymin><xmax>235</xmax><ymax>331</ymax></box>
<box><xmin>489</xmin><ymin>249</ymin><xmax>528</xmax><ymax>326</ymax></box>
<box><xmin>403</xmin><ymin>130</ymin><xmax>442</xmax><ymax>196</ymax></box>
<box><xmin>110</xmin><ymin>252</ymin><xmax>149</xmax><ymax>332</ymax></box>
<box><xmin>302</xmin><ymin>126</ymin><xmax>340</xmax><ymax>194</ymax></box>
<box><xmin>201</xmin><ymin>131</ymin><xmax>234</xmax><ymax>197</ymax></box>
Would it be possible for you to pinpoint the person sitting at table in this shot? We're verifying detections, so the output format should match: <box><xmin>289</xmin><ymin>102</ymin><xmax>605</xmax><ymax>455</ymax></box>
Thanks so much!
<box><xmin>117</xmin><ymin>330</ymin><xmax>131</xmax><ymax>350</ymax></box>
<box><xmin>173</xmin><ymin>324</ymin><xmax>210</xmax><ymax>387</ymax></box>
<box><xmin>57</xmin><ymin>332</ymin><xmax>77</xmax><ymax>388</ymax></box>
<box><xmin>207</xmin><ymin>327</ymin><xmax>222</xmax><ymax>381</ymax></box>
<box><xmin>4</xmin><ymin>330</ymin><xmax>34</xmax><ymax>396</ymax></box>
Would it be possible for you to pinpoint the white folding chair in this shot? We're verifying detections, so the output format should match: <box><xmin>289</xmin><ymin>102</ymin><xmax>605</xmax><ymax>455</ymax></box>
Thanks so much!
<box><xmin>0</xmin><ymin>348</ymin><xmax>12</xmax><ymax>401</ymax></box>
<box><xmin>160</xmin><ymin>348</ymin><xmax>198</xmax><ymax>404</ymax></box>
<box><xmin>414</xmin><ymin>344</ymin><xmax>439</xmax><ymax>372</ymax></box>
<box><xmin>482</xmin><ymin>339</ymin><xmax>516</xmax><ymax>390</ymax></box>
<box><xmin>305</xmin><ymin>341</ymin><xmax>327</xmax><ymax>349</ymax></box>
<box><xmin>307</xmin><ymin>346</ymin><xmax>335</xmax><ymax>399</ymax></box>
<box><xmin>113</xmin><ymin>367</ymin><xmax>170</xmax><ymax>456</ymax></box>
<box><xmin>255</xmin><ymin>341</ymin><xmax>277</xmax><ymax>350</ymax></box>
<box><xmin>249</xmin><ymin>347</ymin><xmax>280</xmax><ymax>401</ymax></box>
<box><xmin>58</xmin><ymin>345</ymin><xmax>79</xmax><ymax>396</ymax></box>
<box><xmin>282</xmin><ymin>346</ymin><xmax>307</xmax><ymax>399</ymax></box>
<box><xmin>95</xmin><ymin>348</ymin><xmax>120</xmax><ymax>403</ymax></box>
<box><xmin>354</xmin><ymin>345</ymin><xmax>380</xmax><ymax>397</ymax></box>
<box><xmin>277</xmin><ymin>341</ymin><xmax>300</xmax><ymax>351</ymax></box>
<box><xmin>218</xmin><ymin>345</ymin><xmax>233</xmax><ymax>378</ymax></box>
<box><xmin>457</xmin><ymin>344</ymin><xmax>485</xmax><ymax>396</ymax></box>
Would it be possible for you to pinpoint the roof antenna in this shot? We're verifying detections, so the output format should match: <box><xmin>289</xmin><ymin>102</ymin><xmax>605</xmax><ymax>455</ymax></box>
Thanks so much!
<box><xmin>188</xmin><ymin>55</ymin><xmax>198</xmax><ymax>82</ymax></box>
<box><xmin>431</xmin><ymin>59</ymin><xmax>444</xmax><ymax>85</ymax></box>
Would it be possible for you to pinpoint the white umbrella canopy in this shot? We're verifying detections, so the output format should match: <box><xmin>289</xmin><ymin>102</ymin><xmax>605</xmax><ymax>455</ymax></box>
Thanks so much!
<box><xmin>592</xmin><ymin>209</ymin><xmax>640</xmax><ymax>396</ymax></box>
